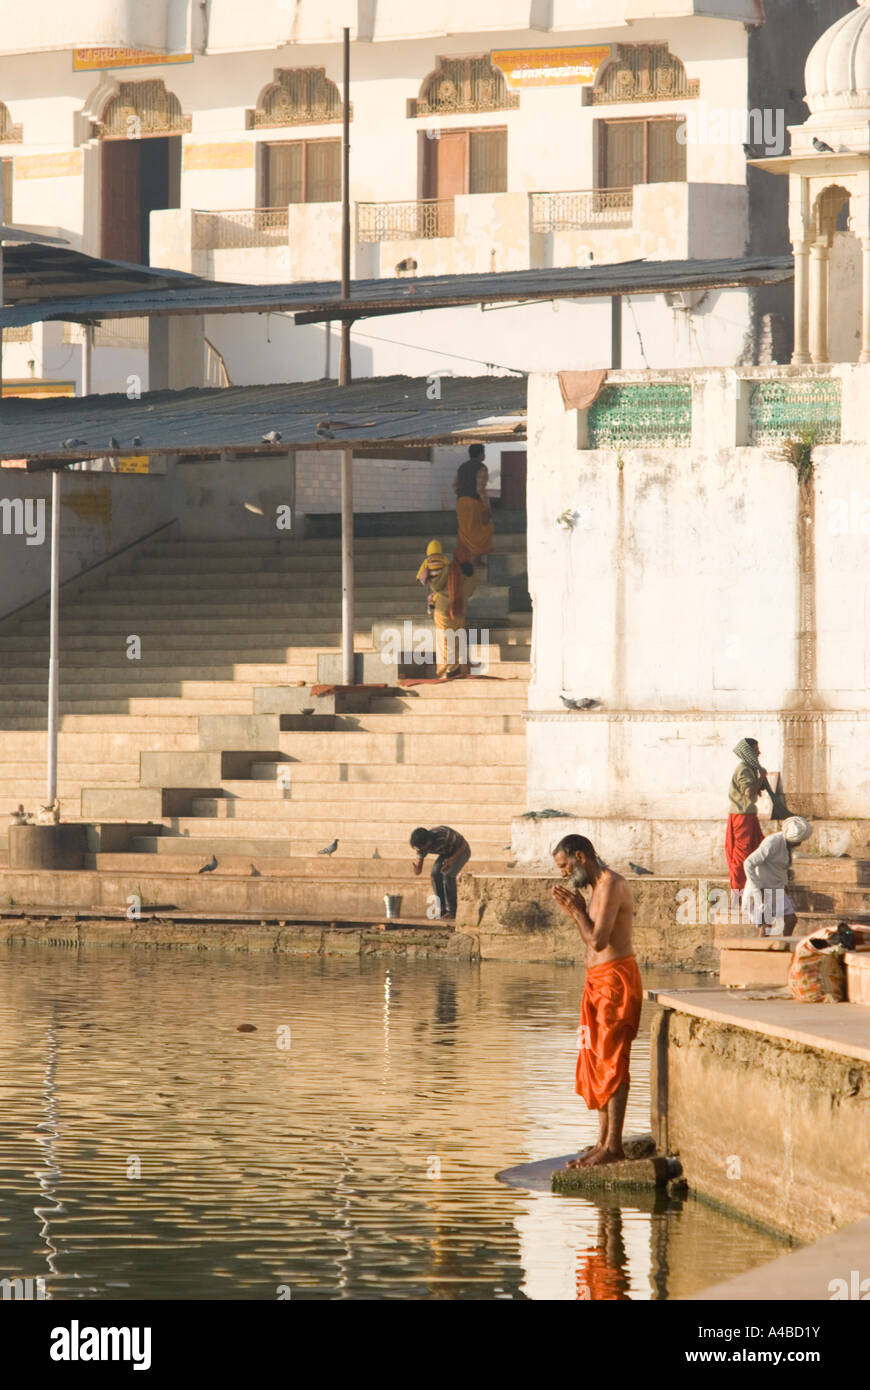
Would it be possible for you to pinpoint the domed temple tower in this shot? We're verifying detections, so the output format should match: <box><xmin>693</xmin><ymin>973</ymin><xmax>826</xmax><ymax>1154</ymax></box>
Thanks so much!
<box><xmin>755</xmin><ymin>0</ymin><xmax>870</xmax><ymax>364</ymax></box>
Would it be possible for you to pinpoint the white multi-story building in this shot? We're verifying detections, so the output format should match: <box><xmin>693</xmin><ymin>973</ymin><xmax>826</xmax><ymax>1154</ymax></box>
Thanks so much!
<box><xmin>0</xmin><ymin>0</ymin><xmax>854</xmax><ymax>398</ymax></box>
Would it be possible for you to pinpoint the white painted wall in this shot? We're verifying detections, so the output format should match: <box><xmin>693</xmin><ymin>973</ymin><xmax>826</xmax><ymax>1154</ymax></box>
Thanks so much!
<box><xmin>521</xmin><ymin>365</ymin><xmax>870</xmax><ymax>868</ymax></box>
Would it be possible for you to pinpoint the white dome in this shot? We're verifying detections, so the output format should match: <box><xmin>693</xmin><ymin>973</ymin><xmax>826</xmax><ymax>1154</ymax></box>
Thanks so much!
<box><xmin>805</xmin><ymin>1</ymin><xmax>870</xmax><ymax>115</ymax></box>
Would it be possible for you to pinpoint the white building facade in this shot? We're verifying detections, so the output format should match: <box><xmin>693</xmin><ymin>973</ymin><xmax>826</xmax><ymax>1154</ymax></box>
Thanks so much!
<box><xmin>0</xmin><ymin>0</ymin><xmax>850</xmax><ymax>408</ymax></box>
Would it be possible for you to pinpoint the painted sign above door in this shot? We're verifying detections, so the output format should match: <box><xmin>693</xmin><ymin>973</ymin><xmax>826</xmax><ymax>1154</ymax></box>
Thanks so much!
<box><xmin>73</xmin><ymin>49</ymin><xmax>193</xmax><ymax>72</ymax></box>
<box><xmin>491</xmin><ymin>47</ymin><xmax>612</xmax><ymax>89</ymax></box>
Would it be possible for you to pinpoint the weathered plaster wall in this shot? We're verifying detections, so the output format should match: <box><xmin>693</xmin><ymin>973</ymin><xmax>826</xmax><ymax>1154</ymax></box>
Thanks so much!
<box><xmin>655</xmin><ymin>1007</ymin><xmax>870</xmax><ymax>1242</ymax></box>
<box><xmin>459</xmin><ymin>871</ymin><xmax>720</xmax><ymax>969</ymax></box>
<box><xmin>0</xmin><ymin>472</ymin><xmax>171</xmax><ymax>621</ymax></box>
<box><xmin>522</xmin><ymin>366</ymin><xmax>870</xmax><ymax>872</ymax></box>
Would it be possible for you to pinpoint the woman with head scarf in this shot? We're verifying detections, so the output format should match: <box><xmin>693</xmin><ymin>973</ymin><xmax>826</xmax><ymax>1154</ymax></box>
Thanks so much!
<box><xmin>415</xmin><ymin>539</ymin><xmax>464</xmax><ymax>679</ymax></box>
<box><xmin>448</xmin><ymin>444</ymin><xmax>495</xmax><ymax>623</ymax></box>
<box><xmin>725</xmin><ymin>737</ymin><xmax>767</xmax><ymax>893</ymax></box>
<box><xmin>742</xmin><ymin>816</ymin><xmax>813</xmax><ymax>937</ymax></box>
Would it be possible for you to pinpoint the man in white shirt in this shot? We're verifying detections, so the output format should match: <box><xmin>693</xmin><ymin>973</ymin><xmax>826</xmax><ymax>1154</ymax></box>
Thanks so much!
<box><xmin>742</xmin><ymin>816</ymin><xmax>813</xmax><ymax>938</ymax></box>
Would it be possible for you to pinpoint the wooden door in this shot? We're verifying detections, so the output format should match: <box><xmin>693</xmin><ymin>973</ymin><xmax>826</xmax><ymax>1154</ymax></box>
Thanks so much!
<box><xmin>422</xmin><ymin>130</ymin><xmax>467</xmax><ymax>199</ymax></box>
<box><xmin>499</xmin><ymin>450</ymin><xmax>527</xmax><ymax>510</ymax></box>
<box><xmin>101</xmin><ymin>140</ymin><xmax>142</xmax><ymax>262</ymax></box>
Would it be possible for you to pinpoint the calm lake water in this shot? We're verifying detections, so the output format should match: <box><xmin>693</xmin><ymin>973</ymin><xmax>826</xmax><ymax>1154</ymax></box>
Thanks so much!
<box><xmin>0</xmin><ymin>945</ymin><xmax>791</xmax><ymax>1300</ymax></box>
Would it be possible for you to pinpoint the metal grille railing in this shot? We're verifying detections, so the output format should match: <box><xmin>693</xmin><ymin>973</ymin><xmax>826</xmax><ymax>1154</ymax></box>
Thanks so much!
<box><xmin>192</xmin><ymin>208</ymin><xmax>290</xmax><ymax>250</ymax></box>
<box><xmin>588</xmin><ymin>384</ymin><xmax>693</xmax><ymax>449</ymax></box>
<box><xmin>357</xmin><ymin>199</ymin><xmax>454</xmax><ymax>242</ymax></box>
<box><xmin>748</xmin><ymin>380</ymin><xmax>842</xmax><ymax>446</ymax></box>
<box><xmin>530</xmin><ymin>188</ymin><xmax>633</xmax><ymax>233</ymax></box>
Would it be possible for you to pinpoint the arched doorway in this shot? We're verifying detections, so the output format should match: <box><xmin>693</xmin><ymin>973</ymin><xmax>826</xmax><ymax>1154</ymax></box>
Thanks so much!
<box><xmin>815</xmin><ymin>185</ymin><xmax>861</xmax><ymax>363</ymax></box>
<box><xmin>94</xmin><ymin>80</ymin><xmax>189</xmax><ymax>264</ymax></box>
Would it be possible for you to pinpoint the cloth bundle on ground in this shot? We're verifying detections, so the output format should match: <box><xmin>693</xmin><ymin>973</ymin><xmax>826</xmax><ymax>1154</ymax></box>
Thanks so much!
<box><xmin>787</xmin><ymin>924</ymin><xmax>847</xmax><ymax>1003</ymax></box>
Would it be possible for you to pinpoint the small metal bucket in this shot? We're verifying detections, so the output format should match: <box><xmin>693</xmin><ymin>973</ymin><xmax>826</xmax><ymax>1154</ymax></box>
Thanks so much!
<box><xmin>384</xmin><ymin>894</ymin><xmax>402</xmax><ymax>920</ymax></box>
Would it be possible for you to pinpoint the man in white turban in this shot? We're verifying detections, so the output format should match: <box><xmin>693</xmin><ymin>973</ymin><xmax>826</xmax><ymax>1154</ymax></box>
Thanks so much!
<box><xmin>741</xmin><ymin>816</ymin><xmax>813</xmax><ymax>938</ymax></box>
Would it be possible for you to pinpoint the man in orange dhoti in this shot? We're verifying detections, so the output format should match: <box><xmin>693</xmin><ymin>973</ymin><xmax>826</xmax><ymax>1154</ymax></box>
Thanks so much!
<box><xmin>552</xmin><ymin>834</ymin><xmax>642</xmax><ymax>1168</ymax></box>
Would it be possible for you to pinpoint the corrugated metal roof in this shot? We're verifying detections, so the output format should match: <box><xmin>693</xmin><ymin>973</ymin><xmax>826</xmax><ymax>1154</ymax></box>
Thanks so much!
<box><xmin>0</xmin><ymin>241</ymin><xmax>231</xmax><ymax>309</ymax></box>
<box><xmin>0</xmin><ymin>254</ymin><xmax>793</xmax><ymax>328</ymax></box>
<box><xmin>0</xmin><ymin>375</ymin><xmax>527</xmax><ymax>464</ymax></box>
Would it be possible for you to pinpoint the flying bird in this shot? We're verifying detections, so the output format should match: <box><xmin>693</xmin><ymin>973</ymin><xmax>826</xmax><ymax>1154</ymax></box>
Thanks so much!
<box><xmin>560</xmin><ymin>695</ymin><xmax>601</xmax><ymax>711</ymax></box>
<box><xmin>318</xmin><ymin>838</ymin><xmax>339</xmax><ymax>856</ymax></box>
<box><xmin>629</xmin><ymin>861</ymin><xmax>653</xmax><ymax>876</ymax></box>
<box><xmin>198</xmin><ymin>855</ymin><xmax>218</xmax><ymax>874</ymax></box>
<box><xmin>261</xmin><ymin>430</ymin><xmax>282</xmax><ymax>445</ymax></box>
<box><xmin>812</xmin><ymin>137</ymin><xmax>835</xmax><ymax>154</ymax></box>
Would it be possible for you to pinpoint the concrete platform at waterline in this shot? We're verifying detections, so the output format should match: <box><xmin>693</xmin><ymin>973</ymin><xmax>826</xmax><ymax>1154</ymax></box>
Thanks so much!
<box><xmin>648</xmin><ymin>987</ymin><xmax>870</xmax><ymax>1246</ymax></box>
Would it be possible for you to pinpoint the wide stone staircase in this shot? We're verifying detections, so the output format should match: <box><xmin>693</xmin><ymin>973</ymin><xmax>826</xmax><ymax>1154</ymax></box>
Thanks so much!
<box><xmin>0</xmin><ymin>512</ymin><xmax>531</xmax><ymax>921</ymax></box>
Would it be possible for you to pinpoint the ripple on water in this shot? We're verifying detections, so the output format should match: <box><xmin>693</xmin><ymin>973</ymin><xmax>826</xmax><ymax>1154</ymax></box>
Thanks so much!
<box><xmin>0</xmin><ymin>946</ymin><xmax>791</xmax><ymax>1300</ymax></box>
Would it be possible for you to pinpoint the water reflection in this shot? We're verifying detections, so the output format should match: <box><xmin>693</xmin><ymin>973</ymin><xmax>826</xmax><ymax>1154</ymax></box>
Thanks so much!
<box><xmin>0</xmin><ymin>946</ymin><xmax>791</xmax><ymax>1300</ymax></box>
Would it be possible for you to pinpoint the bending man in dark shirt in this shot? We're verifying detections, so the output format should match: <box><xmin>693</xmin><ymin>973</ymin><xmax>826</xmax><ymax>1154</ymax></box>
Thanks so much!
<box><xmin>410</xmin><ymin>826</ymin><xmax>471</xmax><ymax>920</ymax></box>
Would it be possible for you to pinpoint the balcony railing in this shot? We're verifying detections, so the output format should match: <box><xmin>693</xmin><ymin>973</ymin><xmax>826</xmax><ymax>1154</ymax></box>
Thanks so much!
<box><xmin>530</xmin><ymin>188</ymin><xmax>633</xmax><ymax>233</ymax></box>
<box><xmin>192</xmin><ymin>208</ymin><xmax>290</xmax><ymax>251</ymax></box>
<box><xmin>357</xmin><ymin>199</ymin><xmax>454</xmax><ymax>243</ymax></box>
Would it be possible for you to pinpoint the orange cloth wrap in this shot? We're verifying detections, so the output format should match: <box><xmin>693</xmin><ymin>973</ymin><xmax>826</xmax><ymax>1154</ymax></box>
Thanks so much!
<box><xmin>449</xmin><ymin>497</ymin><xmax>494</xmax><ymax>619</ymax></box>
<box><xmin>575</xmin><ymin>955</ymin><xmax>642</xmax><ymax>1109</ymax></box>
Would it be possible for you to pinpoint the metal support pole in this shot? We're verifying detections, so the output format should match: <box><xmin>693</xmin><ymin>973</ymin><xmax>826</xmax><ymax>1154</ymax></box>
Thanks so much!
<box><xmin>0</xmin><ymin>243</ymin><xmax>4</xmax><ymax>400</ymax></box>
<box><xmin>82</xmin><ymin>323</ymin><xmax>93</xmax><ymax>396</ymax></box>
<box><xmin>611</xmin><ymin>295</ymin><xmax>622</xmax><ymax>369</ymax></box>
<box><xmin>340</xmin><ymin>446</ymin><xmax>354</xmax><ymax>685</ymax></box>
<box><xmin>47</xmin><ymin>468</ymin><xmax>61</xmax><ymax>806</ymax></box>
<box><xmin>339</xmin><ymin>25</ymin><xmax>355</xmax><ymax>685</ymax></box>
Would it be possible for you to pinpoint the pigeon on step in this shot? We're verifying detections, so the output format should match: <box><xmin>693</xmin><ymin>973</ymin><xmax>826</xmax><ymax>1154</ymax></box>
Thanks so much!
<box><xmin>812</xmin><ymin>137</ymin><xmax>835</xmax><ymax>153</ymax></box>
<box><xmin>372</xmin><ymin>848</ymin><xmax>380</xmax><ymax>859</ymax></box>
<box><xmin>109</xmin><ymin>436</ymin><xmax>120</xmax><ymax>450</ymax></box>
<box><xmin>629</xmin><ymin>861</ymin><xmax>653</xmax><ymax>876</ymax></box>
<box><xmin>261</xmin><ymin>430</ymin><xmax>283</xmax><ymax>445</ymax></box>
<box><xmin>199</xmin><ymin>855</ymin><xmax>218</xmax><ymax>874</ymax></box>
<box><xmin>319</xmin><ymin>839</ymin><xmax>339</xmax><ymax>856</ymax></box>
<box><xmin>250</xmin><ymin>864</ymin><xmax>261</xmax><ymax>877</ymax></box>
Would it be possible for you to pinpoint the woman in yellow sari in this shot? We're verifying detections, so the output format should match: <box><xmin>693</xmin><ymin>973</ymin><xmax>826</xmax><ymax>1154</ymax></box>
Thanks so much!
<box><xmin>449</xmin><ymin>445</ymin><xmax>495</xmax><ymax>623</ymax></box>
<box><xmin>416</xmin><ymin>539</ymin><xmax>464</xmax><ymax>678</ymax></box>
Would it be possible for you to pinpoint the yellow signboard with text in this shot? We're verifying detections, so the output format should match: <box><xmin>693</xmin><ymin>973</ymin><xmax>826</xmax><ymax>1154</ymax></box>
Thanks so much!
<box><xmin>73</xmin><ymin>48</ymin><xmax>193</xmax><ymax>72</ymax></box>
<box><xmin>491</xmin><ymin>46</ymin><xmax>612</xmax><ymax>89</ymax></box>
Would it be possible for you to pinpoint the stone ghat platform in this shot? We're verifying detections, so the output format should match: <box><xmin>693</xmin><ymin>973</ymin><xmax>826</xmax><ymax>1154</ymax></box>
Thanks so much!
<box><xmin>0</xmin><ymin>911</ymin><xmax>475</xmax><ymax>959</ymax></box>
<box><xmin>649</xmin><ymin>986</ymin><xmax>870</xmax><ymax>1243</ymax></box>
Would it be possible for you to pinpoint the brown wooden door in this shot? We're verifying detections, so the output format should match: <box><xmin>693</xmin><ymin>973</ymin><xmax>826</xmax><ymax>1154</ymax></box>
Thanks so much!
<box><xmin>422</xmin><ymin>130</ymin><xmax>468</xmax><ymax>199</ymax></box>
<box><xmin>101</xmin><ymin>140</ymin><xmax>142</xmax><ymax>261</ymax></box>
<box><xmin>499</xmin><ymin>450</ymin><xmax>527</xmax><ymax>509</ymax></box>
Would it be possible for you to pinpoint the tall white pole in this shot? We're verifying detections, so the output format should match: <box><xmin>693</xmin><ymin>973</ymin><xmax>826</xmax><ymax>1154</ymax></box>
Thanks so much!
<box><xmin>340</xmin><ymin>447</ymin><xmax>354</xmax><ymax>685</ymax></box>
<box><xmin>339</xmin><ymin>26</ymin><xmax>354</xmax><ymax>685</ymax></box>
<box><xmin>46</xmin><ymin>467</ymin><xmax>61</xmax><ymax>806</ymax></box>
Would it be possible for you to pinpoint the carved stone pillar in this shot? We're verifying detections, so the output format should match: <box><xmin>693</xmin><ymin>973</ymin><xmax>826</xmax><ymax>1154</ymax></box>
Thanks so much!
<box><xmin>861</xmin><ymin>238</ymin><xmax>870</xmax><ymax>365</ymax></box>
<box><xmin>809</xmin><ymin>240</ymin><xmax>831</xmax><ymax>364</ymax></box>
<box><xmin>791</xmin><ymin>240</ymin><xmax>811</xmax><ymax>365</ymax></box>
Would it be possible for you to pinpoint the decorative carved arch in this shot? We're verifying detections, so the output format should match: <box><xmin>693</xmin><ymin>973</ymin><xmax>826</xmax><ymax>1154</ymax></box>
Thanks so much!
<box><xmin>93</xmin><ymin>79</ymin><xmax>191</xmax><ymax>140</ymax></box>
<box><xmin>408</xmin><ymin>55</ymin><xmax>519</xmax><ymax>118</ymax></box>
<box><xmin>813</xmin><ymin>183</ymin><xmax>850</xmax><ymax>239</ymax></box>
<box><xmin>591</xmin><ymin>44</ymin><xmax>699</xmax><ymax>105</ymax></box>
<box><xmin>246</xmin><ymin>68</ymin><xmax>349</xmax><ymax>129</ymax></box>
<box><xmin>0</xmin><ymin>101</ymin><xmax>22</xmax><ymax>143</ymax></box>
